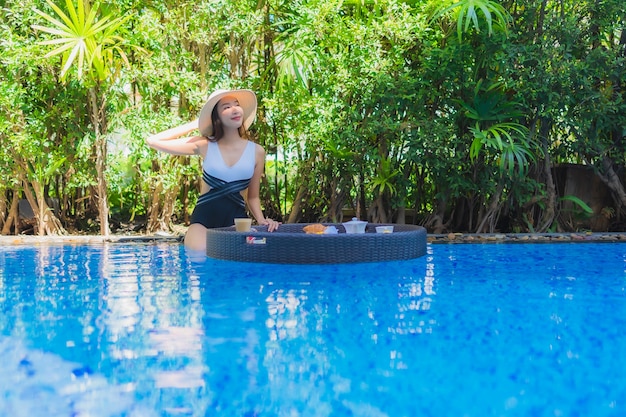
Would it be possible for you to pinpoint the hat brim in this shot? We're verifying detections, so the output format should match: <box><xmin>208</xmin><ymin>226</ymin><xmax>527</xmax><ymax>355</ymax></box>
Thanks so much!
<box><xmin>198</xmin><ymin>89</ymin><xmax>257</xmax><ymax>137</ymax></box>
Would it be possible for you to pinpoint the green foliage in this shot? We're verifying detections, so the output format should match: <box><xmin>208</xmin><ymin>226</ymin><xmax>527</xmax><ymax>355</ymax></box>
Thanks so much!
<box><xmin>32</xmin><ymin>0</ymin><xmax>133</xmax><ymax>81</ymax></box>
<box><xmin>560</xmin><ymin>195</ymin><xmax>594</xmax><ymax>216</ymax></box>
<box><xmin>469</xmin><ymin>122</ymin><xmax>534</xmax><ymax>175</ymax></box>
<box><xmin>431</xmin><ymin>0</ymin><xmax>511</xmax><ymax>41</ymax></box>
<box><xmin>371</xmin><ymin>157</ymin><xmax>401</xmax><ymax>197</ymax></box>
<box><xmin>2</xmin><ymin>0</ymin><xmax>625</xmax><ymax>234</ymax></box>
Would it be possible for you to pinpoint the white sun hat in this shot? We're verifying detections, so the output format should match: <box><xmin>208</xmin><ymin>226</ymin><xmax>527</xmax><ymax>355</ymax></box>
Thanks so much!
<box><xmin>198</xmin><ymin>89</ymin><xmax>257</xmax><ymax>137</ymax></box>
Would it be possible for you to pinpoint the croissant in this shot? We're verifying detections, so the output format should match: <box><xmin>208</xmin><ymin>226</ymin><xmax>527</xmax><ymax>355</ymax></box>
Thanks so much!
<box><xmin>303</xmin><ymin>223</ymin><xmax>327</xmax><ymax>234</ymax></box>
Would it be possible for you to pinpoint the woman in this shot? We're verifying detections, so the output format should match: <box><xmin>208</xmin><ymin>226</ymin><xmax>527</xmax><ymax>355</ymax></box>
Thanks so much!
<box><xmin>147</xmin><ymin>88</ymin><xmax>280</xmax><ymax>252</ymax></box>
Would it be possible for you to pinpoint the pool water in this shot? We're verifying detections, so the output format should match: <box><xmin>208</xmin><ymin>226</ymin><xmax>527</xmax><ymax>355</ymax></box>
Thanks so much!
<box><xmin>0</xmin><ymin>242</ymin><xmax>625</xmax><ymax>416</ymax></box>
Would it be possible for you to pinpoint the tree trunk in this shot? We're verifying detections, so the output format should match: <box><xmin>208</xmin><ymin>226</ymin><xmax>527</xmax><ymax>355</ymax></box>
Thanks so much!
<box><xmin>395</xmin><ymin>206</ymin><xmax>406</xmax><ymax>224</ymax></box>
<box><xmin>324</xmin><ymin>180</ymin><xmax>347</xmax><ymax>223</ymax></box>
<box><xmin>536</xmin><ymin>118</ymin><xmax>557</xmax><ymax>232</ymax></box>
<box><xmin>146</xmin><ymin>181</ymin><xmax>180</xmax><ymax>233</ymax></box>
<box><xmin>95</xmin><ymin>133</ymin><xmax>110</xmax><ymax>235</ymax></box>
<box><xmin>260</xmin><ymin>174</ymin><xmax>283</xmax><ymax>222</ymax></box>
<box><xmin>20</xmin><ymin>174</ymin><xmax>42</xmax><ymax>236</ymax></box>
<box><xmin>161</xmin><ymin>184</ymin><xmax>180</xmax><ymax>231</ymax></box>
<box><xmin>424</xmin><ymin>196</ymin><xmax>449</xmax><ymax>234</ymax></box>
<box><xmin>367</xmin><ymin>194</ymin><xmax>389</xmax><ymax>223</ymax></box>
<box><xmin>15</xmin><ymin>155</ymin><xmax>66</xmax><ymax>235</ymax></box>
<box><xmin>147</xmin><ymin>182</ymin><xmax>165</xmax><ymax>232</ymax></box>
<box><xmin>287</xmin><ymin>160</ymin><xmax>315</xmax><ymax>223</ymax></box>
<box><xmin>20</xmin><ymin>172</ymin><xmax>66</xmax><ymax>236</ymax></box>
<box><xmin>287</xmin><ymin>183</ymin><xmax>307</xmax><ymax>224</ymax></box>
<box><xmin>179</xmin><ymin>157</ymin><xmax>192</xmax><ymax>224</ymax></box>
<box><xmin>357</xmin><ymin>175</ymin><xmax>367</xmax><ymax>220</ymax></box>
<box><xmin>597</xmin><ymin>155</ymin><xmax>626</xmax><ymax>211</ymax></box>
<box><xmin>89</xmin><ymin>87</ymin><xmax>110</xmax><ymax>236</ymax></box>
<box><xmin>475</xmin><ymin>181</ymin><xmax>504</xmax><ymax>233</ymax></box>
<box><xmin>1</xmin><ymin>191</ymin><xmax>19</xmax><ymax>235</ymax></box>
<box><xmin>0</xmin><ymin>188</ymin><xmax>6</xmax><ymax>231</ymax></box>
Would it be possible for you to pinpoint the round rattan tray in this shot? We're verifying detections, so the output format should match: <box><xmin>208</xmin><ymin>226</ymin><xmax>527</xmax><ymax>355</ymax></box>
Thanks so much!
<box><xmin>205</xmin><ymin>223</ymin><xmax>427</xmax><ymax>264</ymax></box>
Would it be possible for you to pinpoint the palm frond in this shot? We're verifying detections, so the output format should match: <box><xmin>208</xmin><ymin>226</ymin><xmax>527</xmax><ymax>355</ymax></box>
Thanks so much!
<box><xmin>32</xmin><ymin>0</ymin><xmax>132</xmax><ymax>82</ymax></box>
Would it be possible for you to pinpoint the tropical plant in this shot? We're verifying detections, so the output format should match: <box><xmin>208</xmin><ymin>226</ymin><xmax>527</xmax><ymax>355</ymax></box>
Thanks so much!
<box><xmin>32</xmin><ymin>0</ymin><xmax>135</xmax><ymax>235</ymax></box>
<box><xmin>431</xmin><ymin>0</ymin><xmax>511</xmax><ymax>41</ymax></box>
<box><xmin>469</xmin><ymin>122</ymin><xmax>534</xmax><ymax>176</ymax></box>
<box><xmin>1</xmin><ymin>0</ymin><xmax>624</xmax><ymax>237</ymax></box>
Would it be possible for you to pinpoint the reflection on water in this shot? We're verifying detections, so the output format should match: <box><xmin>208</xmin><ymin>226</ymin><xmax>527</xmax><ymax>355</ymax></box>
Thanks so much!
<box><xmin>2</xmin><ymin>243</ymin><xmax>624</xmax><ymax>416</ymax></box>
<box><xmin>0</xmin><ymin>243</ymin><xmax>434</xmax><ymax>415</ymax></box>
<box><xmin>0</xmin><ymin>243</ymin><xmax>211</xmax><ymax>415</ymax></box>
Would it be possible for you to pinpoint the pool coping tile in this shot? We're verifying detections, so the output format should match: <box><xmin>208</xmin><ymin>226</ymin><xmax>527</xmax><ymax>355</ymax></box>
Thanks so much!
<box><xmin>2</xmin><ymin>232</ymin><xmax>626</xmax><ymax>245</ymax></box>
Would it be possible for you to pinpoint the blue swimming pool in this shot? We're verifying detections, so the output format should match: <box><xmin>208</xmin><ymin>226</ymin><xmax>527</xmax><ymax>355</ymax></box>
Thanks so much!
<box><xmin>0</xmin><ymin>242</ymin><xmax>625</xmax><ymax>416</ymax></box>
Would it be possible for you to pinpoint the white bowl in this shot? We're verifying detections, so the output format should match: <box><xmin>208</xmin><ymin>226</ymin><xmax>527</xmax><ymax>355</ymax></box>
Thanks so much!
<box><xmin>375</xmin><ymin>226</ymin><xmax>394</xmax><ymax>234</ymax></box>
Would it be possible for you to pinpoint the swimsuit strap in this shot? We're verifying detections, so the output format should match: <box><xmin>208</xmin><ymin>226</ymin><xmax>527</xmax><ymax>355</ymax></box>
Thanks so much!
<box><xmin>197</xmin><ymin>171</ymin><xmax>250</xmax><ymax>208</ymax></box>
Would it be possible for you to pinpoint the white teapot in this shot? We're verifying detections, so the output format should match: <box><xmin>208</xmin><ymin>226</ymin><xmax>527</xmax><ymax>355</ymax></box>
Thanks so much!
<box><xmin>342</xmin><ymin>217</ymin><xmax>368</xmax><ymax>234</ymax></box>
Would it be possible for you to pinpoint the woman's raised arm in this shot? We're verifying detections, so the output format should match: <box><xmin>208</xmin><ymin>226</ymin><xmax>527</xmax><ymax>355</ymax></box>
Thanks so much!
<box><xmin>146</xmin><ymin>120</ymin><xmax>207</xmax><ymax>156</ymax></box>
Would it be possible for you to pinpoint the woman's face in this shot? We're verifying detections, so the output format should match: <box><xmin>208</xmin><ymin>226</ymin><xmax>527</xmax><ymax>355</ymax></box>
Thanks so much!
<box><xmin>216</xmin><ymin>96</ymin><xmax>244</xmax><ymax>129</ymax></box>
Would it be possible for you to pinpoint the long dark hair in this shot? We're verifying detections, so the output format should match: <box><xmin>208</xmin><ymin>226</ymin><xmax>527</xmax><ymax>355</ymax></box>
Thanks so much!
<box><xmin>209</xmin><ymin>102</ymin><xmax>250</xmax><ymax>142</ymax></box>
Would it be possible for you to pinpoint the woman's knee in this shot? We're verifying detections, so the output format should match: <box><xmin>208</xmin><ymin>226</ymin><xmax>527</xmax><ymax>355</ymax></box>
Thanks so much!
<box><xmin>184</xmin><ymin>224</ymin><xmax>208</xmax><ymax>252</ymax></box>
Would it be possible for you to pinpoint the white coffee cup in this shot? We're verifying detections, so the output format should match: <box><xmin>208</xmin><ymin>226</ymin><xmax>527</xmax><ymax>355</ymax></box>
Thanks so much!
<box><xmin>234</xmin><ymin>218</ymin><xmax>252</xmax><ymax>232</ymax></box>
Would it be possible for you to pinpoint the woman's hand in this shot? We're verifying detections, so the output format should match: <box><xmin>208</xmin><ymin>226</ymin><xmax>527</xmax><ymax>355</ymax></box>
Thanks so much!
<box><xmin>261</xmin><ymin>219</ymin><xmax>281</xmax><ymax>232</ymax></box>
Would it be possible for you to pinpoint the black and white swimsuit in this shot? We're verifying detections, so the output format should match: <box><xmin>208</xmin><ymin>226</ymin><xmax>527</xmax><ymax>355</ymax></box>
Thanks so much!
<box><xmin>190</xmin><ymin>140</ymin><xmax>255</xmax><ymax>229</ymax></box>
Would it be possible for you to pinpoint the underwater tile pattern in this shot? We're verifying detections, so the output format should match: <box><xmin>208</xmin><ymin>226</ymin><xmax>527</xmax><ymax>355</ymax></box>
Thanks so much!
<box><xmin>0</xmin><ymin>242</ymin><xmax>625</xmax><ymax>416</ymax></box>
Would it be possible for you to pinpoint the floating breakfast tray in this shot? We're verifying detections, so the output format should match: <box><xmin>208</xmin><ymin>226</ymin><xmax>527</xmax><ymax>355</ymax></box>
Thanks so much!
<box><xmin>205</xmin><ymin>223</ymin><xmax>427</xmax><ymax>264</ymax></box>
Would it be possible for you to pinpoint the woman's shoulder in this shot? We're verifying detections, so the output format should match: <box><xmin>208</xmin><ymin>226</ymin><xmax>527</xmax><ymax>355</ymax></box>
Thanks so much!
<box><xmin>251</xmin><ymin>141</ymin><xmax>266</xmax><ymax>155</ymax></box>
